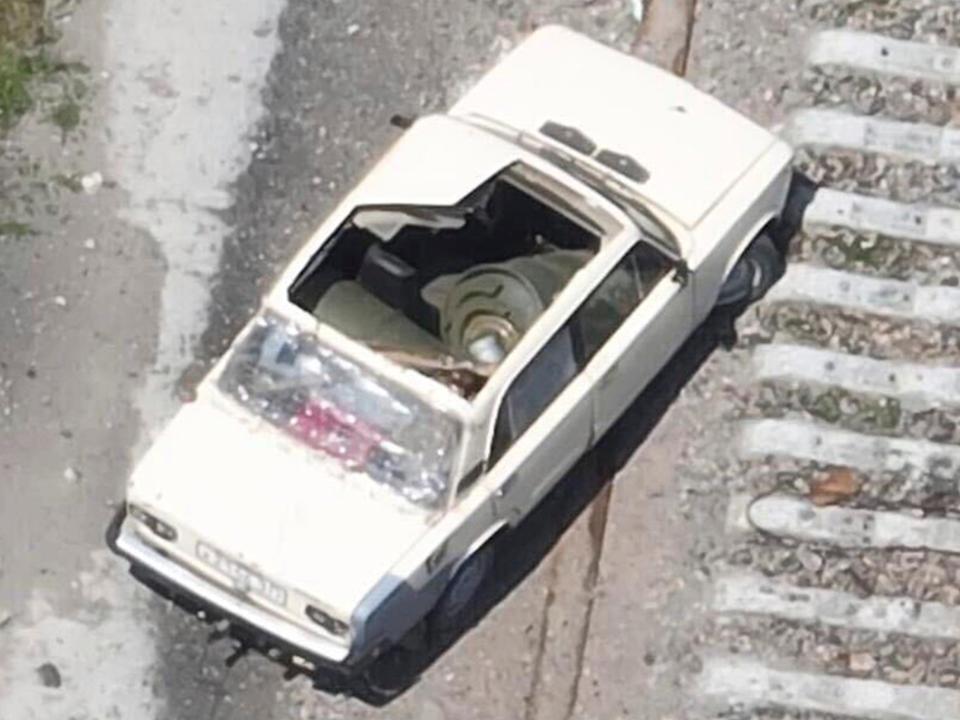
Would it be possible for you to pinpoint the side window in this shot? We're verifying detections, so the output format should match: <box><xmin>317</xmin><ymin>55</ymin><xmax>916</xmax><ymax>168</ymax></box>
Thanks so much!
<box><xmin>575</xmin><ymin>243</ymin><xmax>672</xmax><ymax>363</ymax></box>
<box><xmin>489</xmin><ymin>327</ymin><xmax>579</xmax><ymax>466</ymax></box>
<box><xmin>632</xmin><ymin>243</ymin><xmax>673</xmax><ymax>290</ymax></box>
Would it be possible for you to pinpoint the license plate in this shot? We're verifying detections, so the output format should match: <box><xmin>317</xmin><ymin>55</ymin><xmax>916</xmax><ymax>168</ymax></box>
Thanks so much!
<box><xmin>196</xmin><ymin>542</ymin><xmax>288</xmax><ymax>607</ymax></box>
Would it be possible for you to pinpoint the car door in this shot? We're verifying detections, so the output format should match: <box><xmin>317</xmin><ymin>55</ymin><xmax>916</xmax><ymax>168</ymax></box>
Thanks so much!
<box><xmin>577</xmin><ymin>241</ymin><xmax>694</xmax><ymax>438</ymax></box>
<box><xmin>485</xmin><ymin>323</ymin><xmax>593</xmax><ymax>525</ymax></box>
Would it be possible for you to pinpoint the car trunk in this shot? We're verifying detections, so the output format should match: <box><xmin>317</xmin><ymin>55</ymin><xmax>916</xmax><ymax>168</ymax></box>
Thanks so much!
<box><xmin>452</xmin><ymin>26</ymin><xmax>778</xmax><ymax>228</ymax></box>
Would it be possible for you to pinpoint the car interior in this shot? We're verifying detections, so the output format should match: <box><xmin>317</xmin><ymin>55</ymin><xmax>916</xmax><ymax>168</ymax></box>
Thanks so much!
<box><xmin>287</xmin><ymin>167</ymin><xmax>603</xmax><ymax>394</ymax></box>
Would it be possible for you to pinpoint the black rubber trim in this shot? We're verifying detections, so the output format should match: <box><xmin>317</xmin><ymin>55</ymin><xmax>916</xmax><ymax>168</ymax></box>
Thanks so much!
<box><xmin>539</xmin><ymin>121</ymin><xmax>597</xmax><ymax>155</ymax></box>
<box><xmin>104</xmin><ymin>504</ymin><xmax>126</xmax><ymax>553</ymax></box>
<box><xmin>455</xmin><ymin>462</ymin><xmax>484</xmax><ymax>495</ymax></box>
<box><xmin>594</xmin><ymin>150</ymin><xmax>650</xmax><ymax>183</ymax></box>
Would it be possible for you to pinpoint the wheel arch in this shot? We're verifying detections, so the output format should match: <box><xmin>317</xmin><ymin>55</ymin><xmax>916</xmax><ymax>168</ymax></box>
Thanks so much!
<box><xmin>449</xmin><ymin>521</ymin><xmax>509</xmax><ymax>579</ymax></box>
<box><xmin>720</xmin><ymin>211</ymin><xmax>780</xmax><ymax>283</ymax></box>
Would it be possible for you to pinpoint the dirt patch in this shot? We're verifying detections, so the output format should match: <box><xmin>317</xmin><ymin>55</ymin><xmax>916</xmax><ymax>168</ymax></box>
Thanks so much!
<box><xmin>0</xmin><ymin>0</ymin><xmax>45</xmax><ymax>50</ymax></box>
<box><xmin>0</xmin><ymin>0</ymin><xmax>46</xmax><ymax>131</ymax></box>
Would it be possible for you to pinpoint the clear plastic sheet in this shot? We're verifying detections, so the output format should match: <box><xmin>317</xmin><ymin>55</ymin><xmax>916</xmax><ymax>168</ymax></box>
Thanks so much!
<box><xmin>218</xmin><ymin>313</ymin><xmax>460</xmax><ymax>509</ymax></box>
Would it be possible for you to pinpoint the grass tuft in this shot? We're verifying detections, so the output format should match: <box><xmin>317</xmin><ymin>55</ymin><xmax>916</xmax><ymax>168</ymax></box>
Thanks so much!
<box><xmin>0</xmin><ymin>0</ymin><xmax>46</xmax><ymax>50</ymax></box>
<box><xmin>50</xmin><ymin>96</ymin><xmax>79</xmax><ymax>137</ymax></box>
<box><xmin>0</xmin><ymin>220</ymin><xmax>36</xmax><ymax>237</ymax></box>
<box><xmin>0</xmin><ymin>0</ymin><xmax>48</xmax><ymax>131</ymax></box>
<box><xmin>0</xmin><ymin>50</ymin><xmax>35</xmax><ymax>129</ymax></box>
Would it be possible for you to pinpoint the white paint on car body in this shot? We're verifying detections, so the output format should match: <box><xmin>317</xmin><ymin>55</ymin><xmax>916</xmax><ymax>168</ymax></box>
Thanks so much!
<box><xmin>115</xmin><ymin>24</ymin><xmax>798</xmax><ymax>669</ymax></box>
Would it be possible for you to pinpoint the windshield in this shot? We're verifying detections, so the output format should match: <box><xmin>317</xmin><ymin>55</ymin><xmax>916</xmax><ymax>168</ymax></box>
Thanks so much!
<box><xmin>218</xmin><ymin>312</ymin><xmax>461</xmax><ymax>509</ymax></box>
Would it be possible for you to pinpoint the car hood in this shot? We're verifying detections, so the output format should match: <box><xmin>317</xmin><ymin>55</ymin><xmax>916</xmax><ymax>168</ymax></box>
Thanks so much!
<box><xmin>126</xmin><ymin>398</ymin><xmax>435</xmax><ymax>617</ymax></box>
<box><xmin>452</xmin><ymin>26</ymin><xmax>779</xmax><ymax>228</ymax></box>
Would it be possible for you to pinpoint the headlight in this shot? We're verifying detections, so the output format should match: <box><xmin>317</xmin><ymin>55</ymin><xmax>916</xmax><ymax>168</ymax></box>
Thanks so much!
<box><xmin>128</xmin><ymin>504</ymin><xmax>178</xmax><ymax>542</ymax></box>
<box><xmin>305</xmin><ymin>604</ymin><xmax>350</xmax><ymax>637</ymax></box>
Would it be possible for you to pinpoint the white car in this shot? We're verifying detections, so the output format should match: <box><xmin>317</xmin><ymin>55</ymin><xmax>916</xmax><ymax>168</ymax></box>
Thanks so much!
<box><xmin>109</xmin><ymin>26</ymin><xmax>795</xmax><ymax>679</ymax></box>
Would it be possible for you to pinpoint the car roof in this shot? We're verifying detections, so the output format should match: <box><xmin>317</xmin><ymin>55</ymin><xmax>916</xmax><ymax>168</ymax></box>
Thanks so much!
<box><xmin>255</xmin><ymin>116</ymin><xmax>641</xmax><ymax>421</ymax></box>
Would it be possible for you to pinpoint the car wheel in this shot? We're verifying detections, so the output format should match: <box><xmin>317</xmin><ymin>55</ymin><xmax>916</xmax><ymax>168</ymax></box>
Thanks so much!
<box><xmin>717</xmin><ymin>233</ymin><xmax>785</xmax><ymax>306</ymax></box>
<box><xmin>357</xmin><ymin>646</ymin><xmax>416</xmax><ymax>704</ymax></box>
<box><xmin>430</xmin><ymin>544</ymin><xmax>495</xmax><ymax>639</ymax></box>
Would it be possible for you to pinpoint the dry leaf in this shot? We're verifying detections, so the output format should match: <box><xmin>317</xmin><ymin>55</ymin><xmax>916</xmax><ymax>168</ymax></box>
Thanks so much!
<box><xmin>810</xmin><ymin>468</ymin><xmax>861</xmax><ymax>507</ymax></box>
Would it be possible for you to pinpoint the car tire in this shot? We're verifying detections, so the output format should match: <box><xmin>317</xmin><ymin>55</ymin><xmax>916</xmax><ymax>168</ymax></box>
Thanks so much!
<box><xmin>429</xmin><ymin>543</ymin><xmax>495</xmax><ymax>640</ymax></box>
<box><xmin>717</xmin><ymin>232</ymin><xmax>785</xmax><ymax>306</ymax></box>
<box><xmin>357</xmin><ymin>646</ymin><xmax>416</xmax><ymax>704</ymax></box>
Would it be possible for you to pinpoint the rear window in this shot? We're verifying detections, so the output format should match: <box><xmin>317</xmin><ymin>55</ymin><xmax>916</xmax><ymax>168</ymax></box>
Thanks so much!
<box><xmin>218</xmin><ymin>312</ymin><xmax>461</xmax><ymax>509</ymax></box>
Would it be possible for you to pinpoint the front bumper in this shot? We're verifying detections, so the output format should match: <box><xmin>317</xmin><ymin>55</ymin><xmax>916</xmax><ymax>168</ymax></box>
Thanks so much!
<box><xmin>106</xmin><ymin>508</ymin><xmax>375</xmax><ymax>675</ymax></box>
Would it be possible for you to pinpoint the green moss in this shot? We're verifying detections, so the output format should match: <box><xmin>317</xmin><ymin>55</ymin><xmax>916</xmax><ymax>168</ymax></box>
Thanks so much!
<box><xmin>0</xmin><ymin>0</ymin><xmax>45</xmax><ymax>50</ymax></box>
<box><xmin>0</xmin><ymin>0</ymin><xmax>47</xmax><ymax>129</ymax></box>
<box><xmin>0</xmin><ymin>51</ymin><xmax>88</xmax><ymax>134</ymax></box>
<box><xmin>781</xmin><ymin>316</ymin><xmax>811</xmax><ymax>335</ymax></box>
<box><xmin>864</xmin><ymin>397</ymin><xmax>902</xmax><ymax>431</ymax></box>
<box><xmin>50</xmin><ymin>97</ymin><xmax>80</xmax><ymax>138</ymax></box>
<box><xmin>826</xmin><ymin>235</ymin><xmax>892</xmax><ymax>270</ymax></box>
<box><xmin>71</xmin><ymin>76</ymin><xmax>87</xmax><ymax>98</ymax></box>
<box><xmin>0</xmin><ymin>1</ymin><xmax>90</xmax><ymax>136</ymax></box>
<box><xmin>53</xmin><ymin>172</ymin><xmax>83</xmax><ymax>193</ymax></box>
<box><xmin>807</xmin><ymin>391</ymin><xmax>842</xmax><ymax>424</ymax></box>
<box><xmin>797</xmin><ymin>386</ymin><xmax>902</xmax><ymax>433</ymax></box>
<box><xmin>0</xmin><ymin>50</ymin><xmax>34</xmax><ymax>129</ymax></box>
<box><xmin>0</xmin><ymin>220</ymin><xmax>35</xmax><ymax>237</ymax></box>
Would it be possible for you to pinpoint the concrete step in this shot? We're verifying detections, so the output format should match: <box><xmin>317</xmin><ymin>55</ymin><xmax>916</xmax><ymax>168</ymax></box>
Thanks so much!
<box><xmin>732</xmin><ymin>493</ymin><xmax>960</xmax><ymax>554</ymax></box>
<box><xmin>804</xmin><ymin>188</ymin><xmax>960</xmax><ymax>250</ymax></box>
<box><xmin>752</xmin><ymin>343</ymin><xmax>960</xmax><ymax>410</ymax></box>
<box><xmin>740</xmin><ymin>417</ymin><xmax>960</xmax><ymax>477</ymax></box>
<box><xmin>786</xmin><ymin>108</ymin><xmax>960</xmax><ymax>164</ymax></box>
<box><xmin>700</xmin><ymin>657</ymin><xmax>960</xmax><ymax>720</ymax></box>
<box><xmin>766</xmin><ymin>263</ymin><xmax>960</xmax><ymax>326</ymax></box>
<box><xmin>713</xmin><ymin>571</ymin><xmax>960</xmax><ymax>641</ymax></box>
<box><xmin>807</xmin><ymin>29</ymin><xmax>960</xmax><ymax>86</ymax></box>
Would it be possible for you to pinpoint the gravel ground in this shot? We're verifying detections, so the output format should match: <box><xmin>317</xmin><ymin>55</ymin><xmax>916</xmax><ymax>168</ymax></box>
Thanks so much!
<box><xmin>688</xmin><ymin>3</ymin><xmax>960</xmax><ymax>716</ymax></box>
<box><xmin>797</xmin><ymin>149</ymin><xmax>960</xmax><ymax>208</ymax></box>
<box><xmin>755</xmin><ymin>302</ymin><xmax>960</xmax><ymax>362</ymax></box>
<box><xmin>4</xmin><ymin>0</ymin><xmax>960</xmax><ymax>718</ymax></box>
<box><xmin>791</xmin><ymin>227</ymin><xmax>960</xmax><ymax>285</ymax></box>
